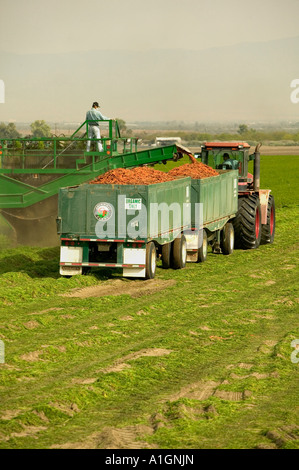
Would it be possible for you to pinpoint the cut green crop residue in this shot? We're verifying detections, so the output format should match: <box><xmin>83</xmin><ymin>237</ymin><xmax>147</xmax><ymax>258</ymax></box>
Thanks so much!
<box><xmin>0</xmin><ymin>155</ymin><xmax>298</xmax><ymax>449</ymax></box>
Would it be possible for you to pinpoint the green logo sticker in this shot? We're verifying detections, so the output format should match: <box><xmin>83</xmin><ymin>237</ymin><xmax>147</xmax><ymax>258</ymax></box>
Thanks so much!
<box><xmin>94</xmin><ymin>202</ymin><xmax>114</xmax><ymax>221</ymax></box>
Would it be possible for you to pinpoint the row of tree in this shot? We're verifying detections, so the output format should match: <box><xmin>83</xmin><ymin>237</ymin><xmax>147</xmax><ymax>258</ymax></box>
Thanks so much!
<box><xmin>1</xmin><ymin>120</ymin><xmax>299</xmax><ymax>143</ymax></box>
<box><xmin>136</xmin><ymin>124</ymin><xmax>299</xmax><ymax>145</ymax></box>
<box><xmin>0</xmin><ymin>120</ymin><xmax>52</xmax><ymax>139</ymax></box>
<box><xmin>0</xmin><ymin>119</ymin><xmax>129</xmax><ymax>139</ymax></box>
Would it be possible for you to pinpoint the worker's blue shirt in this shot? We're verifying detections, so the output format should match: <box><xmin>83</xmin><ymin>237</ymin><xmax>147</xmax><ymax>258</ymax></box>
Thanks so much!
<box><xmin>86</xmin><ymin>109</ymin><xmax>109</xmax><ymax>126</ymax></box>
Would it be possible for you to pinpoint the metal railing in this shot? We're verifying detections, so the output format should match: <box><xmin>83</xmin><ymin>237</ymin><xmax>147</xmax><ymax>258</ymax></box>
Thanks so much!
<box><xmin>0</xmin><ymin>120</ymin><xmax>139</xmax><ymax>171</ymax></box>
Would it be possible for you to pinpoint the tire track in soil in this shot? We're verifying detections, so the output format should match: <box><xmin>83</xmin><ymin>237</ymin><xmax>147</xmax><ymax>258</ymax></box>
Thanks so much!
<box><xmin>99</xmin><ymin>348</ymin><xmax>173</xmax><ymax>374</ymax></box>
<box><xmin>51</xmin><ymin>424</ymin><xmax>157</xmax><ymax>449</ymax></box>
<box><xmin>49</xmin><ymin>367</ymin><xmax>281</xmax><ymax>449</ymax></box>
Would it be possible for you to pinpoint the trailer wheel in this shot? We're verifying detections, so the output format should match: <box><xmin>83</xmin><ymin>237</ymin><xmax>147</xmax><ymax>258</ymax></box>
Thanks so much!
<box><xmin>261</xmin><ymin>195</ymin><xmax>275</xmax><ymax>244</ymax></box>
<box><xmin>145</xmin><ymin>242</ymin><xmax>156</xmax><ymax>279</ymax></box>
<box><xmin>233</xmin><ymin>195</ymin><xmax>262</xmax><ymax>249</ymax></box>
<box><xmin>197</xmin><ymin>229</ymin><xmax>208</xmax><ymax>262</ymax></box>
<box><xmin>172</xmin><ymin>234</ymin><xmax>187</xmax><ymax>269</ymax></box>
<box><xmin>161</xmin><ymin>242</ymin><xmax>172</xmax><ymax>269</ymax></box>
<box><xmin>82</xmin><ymin>267</ymin><xmax>91</xmax><ymax>275</ymax></box>
<box><xmin>221</xmin><ymin>222</ymin><xmax>234</xmax><ymax>255</ymax></box>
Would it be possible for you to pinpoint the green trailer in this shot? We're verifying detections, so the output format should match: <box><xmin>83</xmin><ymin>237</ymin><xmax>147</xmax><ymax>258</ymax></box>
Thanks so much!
<box><xmin>57</xmin><ymin>177</ymin><xmax>191</xmax><ymax>279</ymax></box>
<box><xmin>57</xmin><ymin>169</ymin><xmax>238</xmax><ymax>278</ymax></box>
<box><xmin>180</xmin><ymin>169</ymin><xmax>238</xmax><ymax>263</ymax></box>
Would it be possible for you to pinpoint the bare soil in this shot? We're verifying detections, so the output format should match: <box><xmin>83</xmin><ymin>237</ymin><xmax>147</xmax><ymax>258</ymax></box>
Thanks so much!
<box><xmin>62</xmin><ymin>278</ymin><xmax>176</xmax><ymax>299</ymax></box>
<box><xmin>190</xmin><ymin>145</ymin><xmax>299</xmax><ymax>155</ymax></box>
<box><xmin>260</xmin><ymin>146</ymin><xmax>299</xmax><ymax>155</ymax></box>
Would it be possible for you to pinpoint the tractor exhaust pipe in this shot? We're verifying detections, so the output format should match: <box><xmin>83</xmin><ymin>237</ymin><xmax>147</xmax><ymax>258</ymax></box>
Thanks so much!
<box><xmin>253</xmin><ymin>143</ymin><xmax>262</xmax><ymax>191</ymax></box>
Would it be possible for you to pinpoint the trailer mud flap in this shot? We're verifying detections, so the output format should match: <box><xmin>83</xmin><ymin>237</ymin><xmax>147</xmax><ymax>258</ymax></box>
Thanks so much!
<box><xmin>60</xmin><ymin>265</ymin><xmax>82</xmax><ymax>276</ymax></box>
<box><xmin>259</xmin><ymin>189</ymin><xmax>271</xmax><ymax>225</ymax></box>
<box><xmin>123</xmin><ymin>267</ymin><xmax>146</xmax><ymax>278</ymax></box>
<box><xmin>184</xmin><ymin>229</ymin><xmax>203</xmax><ymax>263</ymax></box>
<box><xmin>60</xmin><ymin>245</ymin><xmax>83</xmax><ymax>275</ymax></box>
<box><xmin>123</xmin><ymin>247</ymin><xmax>146</xmax><ymax>278</ymax></box>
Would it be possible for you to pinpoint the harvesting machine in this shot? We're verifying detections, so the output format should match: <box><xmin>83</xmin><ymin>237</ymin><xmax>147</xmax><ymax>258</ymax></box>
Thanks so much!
<box><xmin>0</xmin><ymin>119</ymin><xmax>188</xmax><ymax>245</ymax></box>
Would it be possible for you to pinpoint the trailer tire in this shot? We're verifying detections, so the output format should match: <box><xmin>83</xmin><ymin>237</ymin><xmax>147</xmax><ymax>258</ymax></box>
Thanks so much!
<box><xmin>146</xmin><ymin>242</ymin><xmax>156</xmax><ymax>279</ymax></box>
<box><xmin>197</xmin><ymin>229</ymin><xmax>208</xmax><ymax>262</ymax></box>
<box><xmin>82</xmin><ymin>267</ymin><xmax>91</xmax><ymax>275</ymax></box>
<box><xmin>261</xmin><ymin>194</ymin><xmax>275</xmax><ymax>244</ymax></box>
<box><xmin>162</xmin><ymin>242</ymin><xmax>172</xmax><ymax>269</ymax></box>
<box><xmin>221</xmin><ymin>222</ymin><xmax>234</xmax><ymax>255</ymax></box>
<box><xmin>233</xmin><ymin>195</ymin><xmax>262</xmax><ymax>249</ymax></box>
<box><xmin>172</xmin><ymin>234</ymin><xmax>187</xmax><ymax>269</ymax></box>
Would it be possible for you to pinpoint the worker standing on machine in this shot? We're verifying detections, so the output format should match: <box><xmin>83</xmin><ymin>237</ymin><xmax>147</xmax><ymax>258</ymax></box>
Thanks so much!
<box><xmin>86</xmin><ymin>102</ymin><xmax>110</xmax><ymax>152</ymax></box>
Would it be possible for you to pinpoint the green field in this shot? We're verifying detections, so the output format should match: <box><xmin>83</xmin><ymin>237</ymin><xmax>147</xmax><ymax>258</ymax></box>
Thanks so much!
<box><xmin>0</xmin><ymin>155</ymin><xmax>298</xmax><ymax>449</ymax></box>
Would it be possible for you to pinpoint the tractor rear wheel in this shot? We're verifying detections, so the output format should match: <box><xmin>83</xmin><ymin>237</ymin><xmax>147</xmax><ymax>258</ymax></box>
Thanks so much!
<box><xmin>172</xmin><ymin>234</ymin><xmax>187</xmax><ymax>269</ymax></box>
<box><xmin>221</xmin><ymin>222</ymin><xmax>234</xmax><ymax>255</ymax></box>
<box><xmin>233</xmin><ymin>195</ymin><xmax>262</xmax><ymax>249</ymax></box>
<box><xmin>261</xmin><ymin>194</ymin><xmax>275</xmax><ymax>244</ymax></box>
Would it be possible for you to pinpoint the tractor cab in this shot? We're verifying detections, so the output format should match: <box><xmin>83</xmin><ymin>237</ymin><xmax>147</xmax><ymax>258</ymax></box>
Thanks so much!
<box><xmin>196</xmin><ymin>142</ymin><xmax>258</xmax><ymax>191</ymax></box>
<box><xmin>195</xmin><ymin>141</ymin><xmax>275</xmax><ymax>248</ymax></box>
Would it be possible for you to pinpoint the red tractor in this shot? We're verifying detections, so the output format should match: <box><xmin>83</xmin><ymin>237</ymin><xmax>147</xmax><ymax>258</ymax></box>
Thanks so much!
<box><xmin>197</xmin><ymin>142</ymin><xmax>275</xmax><ymax>249</ymax></box>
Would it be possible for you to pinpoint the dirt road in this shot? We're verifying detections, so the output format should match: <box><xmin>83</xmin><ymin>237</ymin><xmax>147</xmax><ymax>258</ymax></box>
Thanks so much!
<box><xmin>189</xmin><ymin>145</ymin><xmax>299</xmax><ymax>156</ymax></box>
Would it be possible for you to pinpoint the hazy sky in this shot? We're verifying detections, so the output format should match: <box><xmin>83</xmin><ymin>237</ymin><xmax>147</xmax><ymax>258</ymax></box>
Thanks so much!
<box><xmin>1</xmin><ymin>0</ymin><xmax>299</xmax><ymax>123</ymax></box>
<box><xmin>1</xmin><ymin>0</ymin><xmax>299</xmax><ymax>54</ymax></box>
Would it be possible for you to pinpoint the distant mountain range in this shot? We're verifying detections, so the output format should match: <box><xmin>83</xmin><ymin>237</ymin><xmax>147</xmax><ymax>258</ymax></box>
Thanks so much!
<box><xmin>0</xmin><ymin>36</ymin><xmax>299</xmax><ymax>123</ymax></box>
